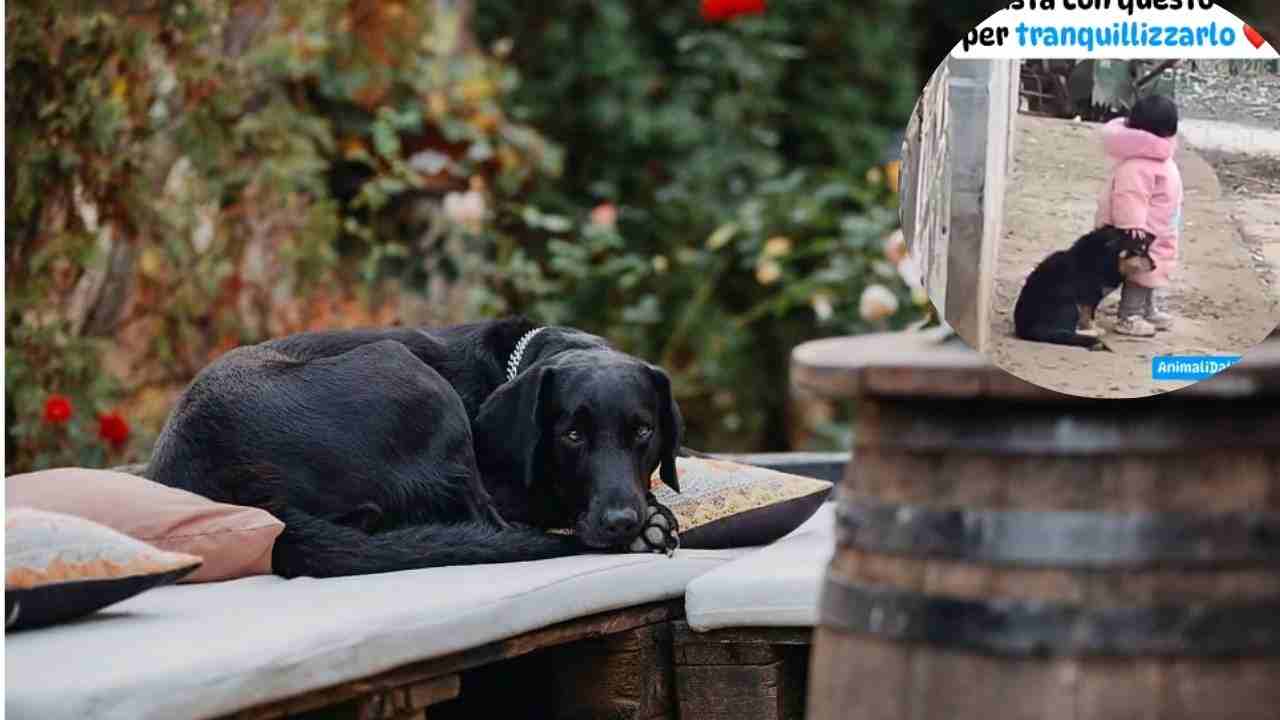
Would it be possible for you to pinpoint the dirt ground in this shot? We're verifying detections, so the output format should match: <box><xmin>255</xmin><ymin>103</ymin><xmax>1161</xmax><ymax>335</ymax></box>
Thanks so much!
<box><xmin>987</xmin><ymin>114</ymin><xmax>1278</xmax><ymax>398</ymax></box>
<box><xmin>1200</xmin><ymin>151</ymin><xmax>1280</xmax><ymax>306</ymax></box>
<box><xmin>1174</xmin><ymin>63</ymin><xmax>1280</xmax><ymax>131</ymax></box>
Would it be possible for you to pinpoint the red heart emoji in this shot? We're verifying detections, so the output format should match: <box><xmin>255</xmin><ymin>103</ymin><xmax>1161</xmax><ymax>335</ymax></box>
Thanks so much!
<box><xmin>1244</xmin><ymin>24</ymin><xmax>1264</xmax><ymax>49</ymax></box>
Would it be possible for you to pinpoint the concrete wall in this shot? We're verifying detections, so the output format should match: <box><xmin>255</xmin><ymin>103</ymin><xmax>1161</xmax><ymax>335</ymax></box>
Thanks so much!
<box><xmin>901</xmin><ymin>58</ymin><xmax>1020</xmax><ymax>352</ymax></box>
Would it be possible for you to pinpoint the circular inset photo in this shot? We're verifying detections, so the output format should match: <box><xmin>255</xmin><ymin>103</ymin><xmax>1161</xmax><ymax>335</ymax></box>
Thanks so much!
<box><xmin>900</xmin><ymin>35</ymin><xmax>1280</xmax><ymax>397</ymax></box>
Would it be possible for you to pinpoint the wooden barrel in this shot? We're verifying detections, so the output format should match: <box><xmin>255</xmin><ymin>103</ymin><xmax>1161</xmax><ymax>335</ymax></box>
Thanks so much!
<box><xmin>795</xmin><ymin>329</ymin><xmax>1280</xmax><ymax>720</ymax></box>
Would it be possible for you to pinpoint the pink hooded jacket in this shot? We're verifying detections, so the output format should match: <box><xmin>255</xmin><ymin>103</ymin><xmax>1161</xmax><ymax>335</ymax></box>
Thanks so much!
<box><xmin>1094</xmin><ymin>117</ymin><xmax>1183</xmax><ymax>288</ymax></box>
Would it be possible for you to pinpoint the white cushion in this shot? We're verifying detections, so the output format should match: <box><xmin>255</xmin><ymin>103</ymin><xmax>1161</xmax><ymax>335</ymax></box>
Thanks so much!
<box><xmin>6</xmin><ymin>549</ymin><xmax>740</xmax><ymax>720</ymax></box>
<box><xmin>684</xmin><ymin>502</ymin><xmax>834</xmax><ymax>630</ymax></box>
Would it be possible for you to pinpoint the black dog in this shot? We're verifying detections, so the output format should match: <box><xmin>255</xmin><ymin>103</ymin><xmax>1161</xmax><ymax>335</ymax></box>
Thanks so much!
<box><xmin>146</xmin><ymin>318</ymin><xmax>683</xmax><ymax>578</ymax></box>
<box><xmin>1013</xmin><ymin>226</ymin><xmax>1156</xmax><ymax>350</ymax></box>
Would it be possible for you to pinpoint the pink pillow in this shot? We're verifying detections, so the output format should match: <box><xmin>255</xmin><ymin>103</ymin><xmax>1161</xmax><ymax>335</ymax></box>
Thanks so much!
<box><xmin>5</xmin><ymin>468</ymin><xmax>283</xmax><ymax>582</ymax></box>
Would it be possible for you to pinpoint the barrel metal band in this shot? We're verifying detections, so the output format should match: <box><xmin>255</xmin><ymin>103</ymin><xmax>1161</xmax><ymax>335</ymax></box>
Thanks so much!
<box><xmin>820</xmin><ymin>577</ymin><xmax>1280</xmax><ymax>658</ymax></box>
<box><xmin>837</xmin><ymin>499</ymin><xmax>1280</xmax><ymax>569</ymax></box>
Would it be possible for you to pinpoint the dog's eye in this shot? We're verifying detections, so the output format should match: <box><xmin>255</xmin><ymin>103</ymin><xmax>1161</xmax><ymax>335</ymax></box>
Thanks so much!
<box><xmin>635</xmin><ymin>424</ymin><xmax>653</xmax><ymax>441</ymax></box>
<box><xmin>563</xmin><ymin>428</ymin><xmax>584</xmax><ymax>444</ymax></box>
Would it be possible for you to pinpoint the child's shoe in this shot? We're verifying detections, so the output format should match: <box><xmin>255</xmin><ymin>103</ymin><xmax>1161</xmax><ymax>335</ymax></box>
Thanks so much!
<box><xmin>1145</xmin><ymin>295</ymin><xmax>1174</xmax><ymax>331</ymax></box>
<box><xmin>1114</xmin><ymin>315</ymin><xmax>1156</xmax><ymax>337</ymax></box>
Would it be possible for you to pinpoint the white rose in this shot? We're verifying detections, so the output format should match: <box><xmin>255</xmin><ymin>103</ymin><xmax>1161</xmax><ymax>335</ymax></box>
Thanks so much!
<box><xmin>882</xmin><ymin>228</ymin><xmax>906</xmax><ymax>263</ymax></box>
<box><xmin>811</xmin><ymin>293</ymin><xmax>834</xmax><ymax>322</ymax></box>
<box><xmin>859</xmin><ymin>284</ymin><xmax>899</xmax><ymax>323</ymax></box>
<box><xmin>443</xmin><ymin>190</ymin><xmax>486</xmax><ymax>230</ymax></box>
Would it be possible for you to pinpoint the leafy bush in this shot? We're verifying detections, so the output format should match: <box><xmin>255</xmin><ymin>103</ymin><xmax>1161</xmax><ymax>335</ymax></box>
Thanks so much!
<box><xmin>6</xmin><ymin>0</ymin><xmax>925</xmax><ymax>472</ymax></box>
<box><xmin>6</xmin><ymin>1</ymin><xmax>254</xmax><ymax>470</ymax></box>
<box><xmin>467</xmin><ymin>0</ymin><xmax>926</xmax><ymax>449</ymax></box>
<box><xmin>5</xmin><ymin>0</ymin><xmax>559</xmax><ymax>472</ymax></box>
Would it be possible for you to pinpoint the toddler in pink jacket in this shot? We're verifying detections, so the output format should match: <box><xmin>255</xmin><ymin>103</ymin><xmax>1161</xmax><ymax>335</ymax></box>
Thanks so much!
<box><xmin>1094</xmin><ymin>94</ymin><xmax>1183</xmax><ymax>336</ymax></box>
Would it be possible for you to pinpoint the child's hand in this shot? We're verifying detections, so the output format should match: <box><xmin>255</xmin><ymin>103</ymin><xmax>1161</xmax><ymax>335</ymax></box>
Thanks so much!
<box><xmin>1123</xmin><ymin>227</ymin><xmax>1156</xmax><ymax>248</ymax></box>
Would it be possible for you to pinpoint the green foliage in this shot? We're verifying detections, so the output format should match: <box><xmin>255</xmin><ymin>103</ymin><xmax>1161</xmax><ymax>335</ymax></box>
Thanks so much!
<box><xmin>468</xmin><ymin>0</ymin><xmax>924</xmax><ymax>449</ymax></box>
<box><xmin>5</xmin><ymin>323</ymin><xmax>129</xmax><ymax>469</ymax></box>
<box><xmin>5</xmin><ymin>1</ymin><xmax>254</xmax><ymax>470</ymax></box>
<box><xmin>4</xmin><ymin>0</ymin><xmax>568</xmax><ymax>472</ymax></box>
<box><xmin>4</xmin><ymin>1</ymin><xmax>349</xmax><ymax>470</ymax></box>
<box><xmin>6</xmin><ymin>0</ymin><xmax>926</xmax><ymax>472</ymax></box>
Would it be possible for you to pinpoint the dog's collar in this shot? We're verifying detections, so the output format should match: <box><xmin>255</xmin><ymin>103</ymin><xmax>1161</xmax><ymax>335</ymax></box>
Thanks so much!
<box><xmin>506</xmin><ymin>326</ymin><xmax>546</xmax><ymax>382</ymax></box>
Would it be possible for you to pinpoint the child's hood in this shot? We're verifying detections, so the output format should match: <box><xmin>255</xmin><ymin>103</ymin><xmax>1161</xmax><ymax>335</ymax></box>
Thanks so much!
<box><xmin>1101</xmin><ymin>117</ymin><xmax>1176</xmax><ymax>162</ymax></box>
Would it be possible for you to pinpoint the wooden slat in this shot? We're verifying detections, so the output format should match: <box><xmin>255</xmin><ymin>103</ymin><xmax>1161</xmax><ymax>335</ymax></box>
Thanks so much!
<box><xmin>673</xmin><ymin>622</ymin><xmax>812</xmax><ymax>648</ymax></box>
<box><xmin>226</xmin><ymin>601</ymin><xmax>681</xmax><ymax>719</ymax></box>
<box><xmin>547</xmin><ymin>621</ymin><xmax>676</xmax><ymax>720</ymax></box>
<box><xmin>676</xmin><ymin>663</ymin><xmax>790</xmax><ymax>720</ymax></box>
<box><xmin>229</xmin><ymin>673</ymin><xmax>459</xmax><ymax>720</ymax></box>
<box><xmin>503</xmin><ymin>601</ymin><xmax>679</xmax><ymax>657</ymax></box>
<box><xmin>672</xmin><ymin>621</ymin><xmax>812</xmax><ymax>718</ymax></box>
<box><xmin>677</xmin><ymin>642</ymin><xmax>783</xmax><ymax>667</ymax></box>
<box><xmin>349</xmin><ymin>674</ymin><xmax>459</xmax><ymax>720</ymax></box>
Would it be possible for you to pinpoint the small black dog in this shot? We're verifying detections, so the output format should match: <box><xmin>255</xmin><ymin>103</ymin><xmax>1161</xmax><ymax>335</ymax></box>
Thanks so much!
<box><xmin>146</xmin><ymin>318</ymin><xmax>682</xmax><ymax>578</ymax></box>
<box><xmin>1013</xmin><ymin>226</ymin><xmax>1156</xmax><ymax>350</ymax></box>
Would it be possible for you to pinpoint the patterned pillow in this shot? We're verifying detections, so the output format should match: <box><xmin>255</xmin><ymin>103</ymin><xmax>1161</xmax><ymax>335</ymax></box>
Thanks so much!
<box><xmin>6</xmin><ymin>508</ymin><xmax>202</xmax><ymax>631</ymax></box>
<box><xmin>649</xmin><ymin>457</ymin><xmax>833</xmax><ymax>549</ymax></box>
<box><xmin>7</xmin><ymin>467</ymin><xmax>283</xmax><ymax>582</ymax></box>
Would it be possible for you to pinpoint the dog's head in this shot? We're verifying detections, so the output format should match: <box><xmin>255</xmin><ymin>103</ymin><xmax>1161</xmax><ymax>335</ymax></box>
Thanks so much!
<box><xmin>474</xmin><ymin>349</ymin><xmax>683</xmax><ymax>549</ymax></box>
<box><xmin>1108</xmin><ymin>227</ymin><xmax>1157</xmax><ymax>277</ymax></box>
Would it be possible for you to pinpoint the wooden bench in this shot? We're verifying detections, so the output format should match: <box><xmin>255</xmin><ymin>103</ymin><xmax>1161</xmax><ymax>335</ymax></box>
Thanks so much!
<box><xmin>221</xmin><ymin>453</ymin><xmax>847</xmax><ymax>720</ymax></box>
<box><xmin>224</xmin><ymin>597</ymin><xmax>824</xmax><ymax>720</ymax></box>
<box><xmin>225</xmin><ymin>601</ymin><xmax>683</xmax><ymax>720</ymax></box>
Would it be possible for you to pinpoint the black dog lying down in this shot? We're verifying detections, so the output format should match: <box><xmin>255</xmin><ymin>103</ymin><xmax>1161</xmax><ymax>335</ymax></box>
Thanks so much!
<box><xmin>146</xmin><ymin>318</ymin><xmax>683</xmax><ymax>578</ymax></box>
<box><xmin>1013</xmin><ymin>225</ymin><xmax>1156</xmax><ymax>351</ymax></box>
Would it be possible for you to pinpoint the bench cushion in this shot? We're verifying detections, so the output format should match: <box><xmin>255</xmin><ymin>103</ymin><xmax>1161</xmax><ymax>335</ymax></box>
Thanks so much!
<box><xmin>684</xmin><ymin>502</ymin><xmax>834</xmax><ymax>630</ymax></box>
<box><xmin>6</xmin><ymin>549</ymin><xmax>740</xmax><ymax>720</ymax></box>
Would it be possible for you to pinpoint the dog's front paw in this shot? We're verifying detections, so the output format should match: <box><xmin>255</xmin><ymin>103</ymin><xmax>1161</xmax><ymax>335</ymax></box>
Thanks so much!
<box><xmin>1090</xmin><ymin>339</ymin><xmax>1113</xmax><ymax>352</ymax></box>
<box><xmin>627</xmin><ymin>495</ymin><xmax>680</xmax><ymax>556</ymax></box>
<box><xmin>1078</xmin><ymin>326</ymin><xmax>1103</xmax><ymax>338</ymax></box>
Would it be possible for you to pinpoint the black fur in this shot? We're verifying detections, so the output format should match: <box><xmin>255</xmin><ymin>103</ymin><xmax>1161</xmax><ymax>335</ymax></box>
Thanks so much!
<box><xmin>146</xmin><ymin>318</ymin><xmax>684</xmax><ymax>577</ymax></box>
<box><xmin>1013</xmin><ymin>226</ymin><xmax>1156</xmax><ymax>351</ymax></box>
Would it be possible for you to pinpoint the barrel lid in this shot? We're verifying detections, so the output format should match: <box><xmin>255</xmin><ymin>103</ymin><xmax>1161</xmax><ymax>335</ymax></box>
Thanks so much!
<box><xmin>790</xmin><ymin>327</ymin><xmax>1280</xmax><ymax>401</ymax></box>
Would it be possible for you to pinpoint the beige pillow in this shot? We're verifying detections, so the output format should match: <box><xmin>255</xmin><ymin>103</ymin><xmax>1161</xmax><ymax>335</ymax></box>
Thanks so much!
<box><xmin>6</xmin><ymin>468</ymin><xmax>283</xmax><ymax>582</ymax></box>
<box><xmin>7</xmin><ymin>508</ymin><xmax>202</xmax><ymax>630</ymax></box>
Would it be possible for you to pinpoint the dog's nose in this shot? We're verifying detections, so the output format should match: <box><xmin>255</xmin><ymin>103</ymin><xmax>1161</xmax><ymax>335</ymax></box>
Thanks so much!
<box><xmin>602</xmin><ymin>508</ymin><xmax>640</xmax><ymax>540</ymax></box>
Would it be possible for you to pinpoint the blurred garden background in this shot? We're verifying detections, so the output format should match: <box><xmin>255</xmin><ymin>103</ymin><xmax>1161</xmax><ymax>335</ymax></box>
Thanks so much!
<box><xmin>6</xmin><ymin>0</ymin><xmax>1277</xmax><ymax>473</ymax></box>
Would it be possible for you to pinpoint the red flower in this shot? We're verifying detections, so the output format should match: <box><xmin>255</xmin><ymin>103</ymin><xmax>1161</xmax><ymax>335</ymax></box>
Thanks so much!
<box><xmin>589</xmin><ymin>202</ymin><xmax>618</xmax><ymax>229</ymax></box>
<box><xmin>42</xmin><ymin>394</ymin><xmax>73</xmax><ymax>425</ymax></box>
<box><xmin>701</xmin><ymin>0</ymin><xmax>765</xmax><ymax>22</ymax></box>
<box><xmin>97</xmin><ymin>412</ymin><xmax>131</xmax><ymax>450</ymax></box>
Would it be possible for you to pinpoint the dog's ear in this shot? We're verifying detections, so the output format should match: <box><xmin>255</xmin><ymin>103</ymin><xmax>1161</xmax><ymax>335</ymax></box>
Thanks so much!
<box><xmin>647</xmin><ymin>365</ymin><xmax>683</xmax><ymax>493</ymax></box>
<box><xmin>474</xmin><ymin>366</ymin><xmax>554</xmax><ymax>490</ymax></box>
